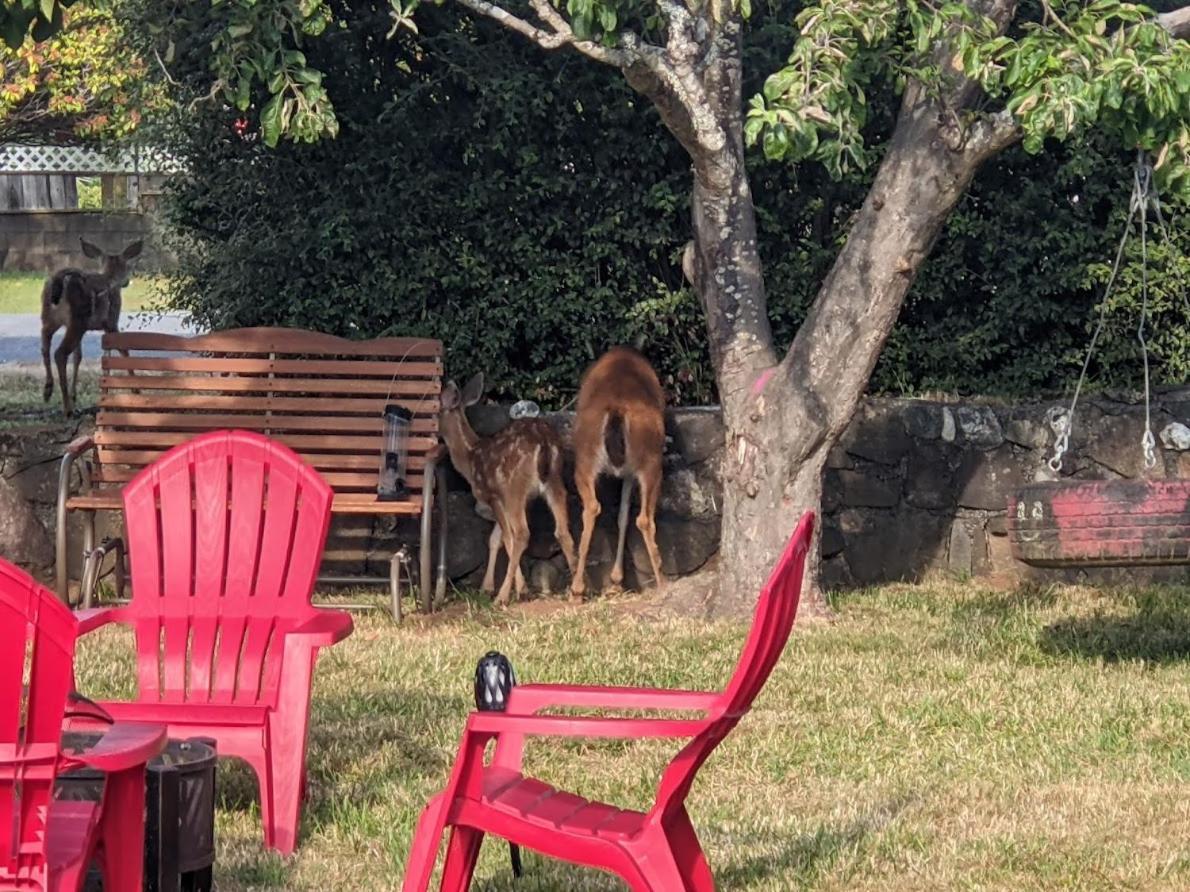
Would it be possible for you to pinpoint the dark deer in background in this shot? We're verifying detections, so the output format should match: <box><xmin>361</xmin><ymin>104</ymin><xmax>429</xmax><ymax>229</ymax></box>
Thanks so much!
<box><xmin>570</xmin><ymin>347</ymin><xmax>666</xmax><ymax>600</ymax></box>
<box><xmin>41</xmin><ymin>238</ymin><xmax>142</xmax><ymax>416</ymax></box>
<box><xmin>439</xmin><ymin>373</ymin><xmax>576</xmax><ymax>606</ymax></box>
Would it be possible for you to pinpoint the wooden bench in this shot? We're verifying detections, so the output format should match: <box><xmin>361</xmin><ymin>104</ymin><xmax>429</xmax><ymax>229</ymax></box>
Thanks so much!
<box><xmin>55</xmin><ymin>327</ymin><xmax>447</xmax><ymax>618</ymax></box>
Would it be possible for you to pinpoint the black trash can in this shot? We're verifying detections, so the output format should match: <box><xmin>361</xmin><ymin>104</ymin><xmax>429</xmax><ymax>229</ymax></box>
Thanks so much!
<box><xmin>56</xmin><ymin>734</ymin><xmax>218</xmax><ymax>892</ymax></box>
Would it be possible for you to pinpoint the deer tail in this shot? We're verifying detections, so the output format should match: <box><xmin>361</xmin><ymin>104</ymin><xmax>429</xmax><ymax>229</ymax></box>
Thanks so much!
<box><xmin>536</xmin><ymin>440</ymin><xmax>553</xmax><ymax>484</ymax></box>
<box><xmin>604</xmin><ymin>410</ymin><xmax>626</xmax><ymax>469</ymax></box>
<box><xmin>49</xmin><ymin>275</ymin><xmax>66</xmax><ymax>305</ymax></box>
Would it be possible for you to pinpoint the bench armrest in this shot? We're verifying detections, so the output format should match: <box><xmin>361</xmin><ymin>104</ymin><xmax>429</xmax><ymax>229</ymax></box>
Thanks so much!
<box><xmin>57</xmin><ymin>436</ymin><xmax>99</xmax><ymax>600</ymax></box>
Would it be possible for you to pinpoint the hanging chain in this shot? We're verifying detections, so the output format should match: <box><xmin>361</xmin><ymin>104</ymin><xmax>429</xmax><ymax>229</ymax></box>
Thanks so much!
<box><xmin>1047</xmin><ymin>153</ymin><xmax>1148</xmax><ymax>473</ymax></box>
<box><xmin>1134</xmin><ymin>155</ymin><xmax>1158</xmax><ymax>470</ymax></box>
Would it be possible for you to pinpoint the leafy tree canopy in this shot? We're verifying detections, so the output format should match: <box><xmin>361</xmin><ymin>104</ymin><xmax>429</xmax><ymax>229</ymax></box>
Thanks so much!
<box><xmin>0</xmin><ymin>2</ymin><xmax>161</xmax><ymax>143</ymax></box>
<box><xmin>4</xmin><ymin>1</ymin><xmax>1184</xmax><ymax>190</ymax></box>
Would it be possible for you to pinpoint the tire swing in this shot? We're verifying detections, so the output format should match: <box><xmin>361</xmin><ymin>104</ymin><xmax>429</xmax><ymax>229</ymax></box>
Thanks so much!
<box><xmin>1009</xmin><ymin>153</ymin><xmax>1190</xmax><ymax>569</ymax></box>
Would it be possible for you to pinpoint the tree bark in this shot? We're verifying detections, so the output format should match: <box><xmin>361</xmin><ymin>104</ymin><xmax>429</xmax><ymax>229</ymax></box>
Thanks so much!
<box><xmin>710</xmin><ymin>85</ymin><xmax>1001</xmax><ymax>617</ymax></box>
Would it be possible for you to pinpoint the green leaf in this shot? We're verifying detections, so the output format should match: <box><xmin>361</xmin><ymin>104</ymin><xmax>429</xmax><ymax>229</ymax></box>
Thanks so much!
<box><xmin>260</xmin><ymin>94</ymin><xmax>283</xmax><ymax>147</ymax></box>
<box><xmin>763</xmin><ymin>68</ymin><xmax>798</xmax><ymax>103</ymax></box>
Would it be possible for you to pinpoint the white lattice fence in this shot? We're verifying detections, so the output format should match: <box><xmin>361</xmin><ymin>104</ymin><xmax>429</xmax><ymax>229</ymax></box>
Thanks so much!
<box><xmin>0</xmin><ymin>143</ymin><xmax>181</xmax><ymax>174</ymax></box>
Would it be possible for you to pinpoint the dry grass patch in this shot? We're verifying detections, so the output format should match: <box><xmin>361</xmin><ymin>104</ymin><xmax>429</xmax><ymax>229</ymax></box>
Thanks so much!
<box><xmin>74</xmin><ymin>581</ymin><xmax>1190</xmax><ymax>890</ymax></box>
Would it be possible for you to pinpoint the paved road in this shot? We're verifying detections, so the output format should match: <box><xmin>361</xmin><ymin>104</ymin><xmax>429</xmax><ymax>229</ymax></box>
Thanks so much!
<box><xmin>0</xmin><ymin>312</ymin><xmax>197</xmax><ymax>366</ymax></box>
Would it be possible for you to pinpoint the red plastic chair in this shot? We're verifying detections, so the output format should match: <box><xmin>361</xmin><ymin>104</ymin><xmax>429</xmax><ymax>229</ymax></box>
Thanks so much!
<box><xmin>70</xmin><ymin>430</ymin><xmax>353</xmax><ymax>855</ymax></box>
<box><xmin>401</xmin><ymin>511</ymin><xmax>815</xmax><ymax>891</ymax></box>
<box><xmin>0</xmin><ymin>559</ymin><xmax>165</xmax><ymax>892</ymax></box>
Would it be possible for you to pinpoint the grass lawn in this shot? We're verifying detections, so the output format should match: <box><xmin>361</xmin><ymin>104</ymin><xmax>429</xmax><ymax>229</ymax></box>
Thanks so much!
<box><xmin>0</xmin><ymin>271</ymin><xmax>164</xmax><ymax>314</ymax></box>
<box><xmin>0</xmin><ymin>367</ymin><xmax>99</xmax><ymax>419</ymax></box>
<box><xmin>73</xmin><ymin>581</ymin><xmax>1190</xmax><ymax>891</ymax></box>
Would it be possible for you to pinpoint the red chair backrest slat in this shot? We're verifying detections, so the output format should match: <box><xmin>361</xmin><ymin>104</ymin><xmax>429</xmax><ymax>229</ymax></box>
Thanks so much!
<box><xmin>122</xmin><ymin>430</ymin><xmax>333</xmax><ymax>707</ymax></box>
<box><xmin>652</xmin><ymin>511</ymin><xmax>814</xmax><ymax>821</ymax></box>
<box><xmin>0</xmin><ymin>560</ymin><xmax>77</xmax><ymax>884</ymax></box>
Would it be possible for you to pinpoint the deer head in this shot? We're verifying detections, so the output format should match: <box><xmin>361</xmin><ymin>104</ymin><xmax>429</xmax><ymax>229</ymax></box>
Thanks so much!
<box><xmin>439</xmin><ymin>373</ymin><xmax>486</xmax><ymax>482</ymax></box>
<box><xmin>80</xmin><ymin>238</ymin><xmax>143</xmax><ymax>289</ymax></box>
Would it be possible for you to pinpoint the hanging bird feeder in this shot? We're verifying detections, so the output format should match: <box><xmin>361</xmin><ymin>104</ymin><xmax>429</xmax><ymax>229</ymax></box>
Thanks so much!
<box><xmin>1008</xmin><ymin>153</ymin><xmax>1190</xmax><ymax>569</ymax></box>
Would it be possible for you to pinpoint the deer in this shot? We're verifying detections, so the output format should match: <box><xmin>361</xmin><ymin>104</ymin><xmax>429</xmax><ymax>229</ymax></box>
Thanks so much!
<box><xmin>440</xmin><ymin>373</ymin><xmax>577</xmax><ymax>606</ymax></box>
<box><xmin>41</xmin><ymin>237</ymin><xmax>143</xmax><ymax>416</ymax></box>
<box><xmin>569</xmin><ymin>347</ymin><xmax>667</xmax><ymax>600</ymax></box>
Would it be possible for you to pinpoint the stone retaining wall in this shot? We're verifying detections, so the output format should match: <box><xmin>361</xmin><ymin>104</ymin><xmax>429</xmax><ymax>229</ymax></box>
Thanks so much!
<box><xmin>4</xmin><ymin>391</ymin><xmax>1189</xmax><ymax>591</ymax></box>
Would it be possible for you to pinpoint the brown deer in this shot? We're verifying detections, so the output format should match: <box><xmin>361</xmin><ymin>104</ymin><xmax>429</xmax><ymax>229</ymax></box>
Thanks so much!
<box><xmin>41</xmin><ymin>237</ymin><xmax>142</xmax><ymax>416</ymax></box>
<box><xmin>440</xmin><ymin>373</ymin><xmax>576</xmax><ymax>606</ymax></box>
<box><xmin>570</xmin><ymin>347</ymin><xmax>666</xmax><ymax>600</ymax></box>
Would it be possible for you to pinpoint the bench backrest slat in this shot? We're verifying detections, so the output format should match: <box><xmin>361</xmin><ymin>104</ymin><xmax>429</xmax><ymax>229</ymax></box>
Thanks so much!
<box><xmin>95</xmin><ymin>327</ymin><xmax>443</xmax><ymax>498</ymax></box>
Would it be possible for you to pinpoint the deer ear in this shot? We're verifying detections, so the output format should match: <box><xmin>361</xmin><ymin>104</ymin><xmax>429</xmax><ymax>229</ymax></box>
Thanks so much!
<box><xmin>80</xmin><ymin>239</ymin><xmax>103</xmax><ymax>259</ymax></box>
<box><xmin>122</xmin><ymin>241</ymin><xmax>143</xmax><ymax>260</ymax></box>
<box><xmin>441</xmin><ymin>381</ymin><xmax>460</xmax><ymax>411</ymax></box>
<box><xmin>461</xmin><ymin>373</ymin><xmax>484</xmax><ymax>407</ymax></box>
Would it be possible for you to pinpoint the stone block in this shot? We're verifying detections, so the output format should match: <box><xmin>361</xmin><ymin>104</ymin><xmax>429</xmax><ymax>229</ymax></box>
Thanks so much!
<box><xmin>956</xmin><ymin>406</ymin><xmax>1004</xmax><ymax>449</ymax></box>
<box><xmin>903</xmin><ymin>443</ymin><xmax>956</xmax><ymax>510</ymax></box>
<box><xmin>903</xmin><ymin>402</ymin><xmax>943</xmax><ymax>439</ymax></box>
<box><xmin>835</xmin><ymin>468</ymin><xmax>900</xmax><ymax>508</ymax></box>
<box><xmin>668</xmin><ymin>409</ymin><xmax>724</xmax><ymax>465</ymax></box>
<box><xmin>956</xmin><ymin>447</ymin><xmax>1025</xmax><ymax>511</ymax></box>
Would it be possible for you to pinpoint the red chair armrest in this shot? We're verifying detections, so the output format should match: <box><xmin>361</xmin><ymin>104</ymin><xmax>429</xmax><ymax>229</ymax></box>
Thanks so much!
<box><xmin>73</xmin><ymin>722</ymin><xmax>166</xmax><ymax>772</ymax></box>
<box><xmin>505</xmin><ymin>684</ymin><xmax>719</xmax><ymax>715</ymax></box>
<box><xmin>287</xmin><ymin>610</ymin><xmax>354</xmax><ymax>647</ymax></box>
<box><xmin>467</xmin><ymin>712</ymin><xmax>706</xmax><ymax>740</ymax></box>
<box><xmin>75</xmin><ymin>607</ymin><xmax>125</xmax><ymax>635</ymax></box>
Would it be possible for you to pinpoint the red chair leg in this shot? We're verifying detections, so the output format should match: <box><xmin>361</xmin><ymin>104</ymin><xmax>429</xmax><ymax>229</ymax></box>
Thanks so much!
<box><xmin>100</xmin><ymin>766</ymin><xmax>148</xmax><ymax>892</ymax></box>
<box><xmin>667</xmin><ymin>808</ymin><xmax>715</xmax><ymax>892</ymax></box>
<box><xmin>625</xmin><ymin>831</ymin><xmax>688</xmax><ymax>892</ymax></box>
<box><xmin>402</xmin><ymin>794</ymin><xmax>449</xmax><ymax>892</ymax></box>
<box><xmin>262</xmin><ymin>712</ymin><xmax>309</xmax><ymax>855</ymax></box>
<box><xmin>439</xmin><ymin>826</ymin><xmax>484</xmax><ymax>891</ymax></box>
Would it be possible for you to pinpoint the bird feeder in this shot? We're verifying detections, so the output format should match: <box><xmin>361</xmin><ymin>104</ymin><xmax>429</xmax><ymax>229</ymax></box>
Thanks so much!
<box><xmin>378</xmin><ymin>404</ymin><xmax>412</xmax><ymax>501</ymax></box>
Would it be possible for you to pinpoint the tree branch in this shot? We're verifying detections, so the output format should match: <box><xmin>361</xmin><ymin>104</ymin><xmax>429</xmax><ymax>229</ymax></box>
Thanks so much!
<box><xmin>452</xmin><ymin>0</ymin><xmax>568</xmax><ymax>49</ymax></box>
<box><xmin>965</xmin><ymin>107</ymin><xmax>1023</xmax><ymax>160</ymax></box>
<box><xmin>1158</xmin><ymin>5</ymin><xmax>1190</xmax><ymax>39</ymax></box>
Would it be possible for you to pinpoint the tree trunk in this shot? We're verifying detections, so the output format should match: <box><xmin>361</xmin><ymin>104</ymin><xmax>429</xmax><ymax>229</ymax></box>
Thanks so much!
<box><xmin>709</xmin><ymin>87</ymin><xmax>998</xmax><ymax>616</ymax></box>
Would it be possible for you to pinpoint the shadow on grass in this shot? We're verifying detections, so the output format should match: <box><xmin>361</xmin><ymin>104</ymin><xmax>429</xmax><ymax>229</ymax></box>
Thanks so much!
<box><xmin>713</xmin><ymin>794</ymin><xmax>914</xmax><ymax>888</ymax></box>
<box><xmin>1040</xmin><ymin>596</ymin><xmax>1190</xmax><ymax>663</ymax></box>
<box><xmin>214</xmin><ymin>686</ymin><xmax>464</xmax><ymax>829</ymax></box>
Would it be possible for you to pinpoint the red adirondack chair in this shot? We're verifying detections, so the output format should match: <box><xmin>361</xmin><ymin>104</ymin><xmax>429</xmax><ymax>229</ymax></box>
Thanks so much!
<box><xmin>0</xmin><ymin>559</ymin><xmax>165</xmax><ymax>892</ymax></box>
<box><xmin>70</xmin><ymin>430</ymin><xmax>353</xmax><ymax>855</ymax></box>
<box><xmin>401</xmin><ymin>511</ymin><xmax>815</xmax><ymax>891</ymax></box>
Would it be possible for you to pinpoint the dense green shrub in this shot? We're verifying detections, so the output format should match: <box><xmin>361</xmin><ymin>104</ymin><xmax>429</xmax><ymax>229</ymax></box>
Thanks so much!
<box><xmin>143</xmin><ymin>0</ymin><xmax>1189</xmax><ymax>406</ymax></box>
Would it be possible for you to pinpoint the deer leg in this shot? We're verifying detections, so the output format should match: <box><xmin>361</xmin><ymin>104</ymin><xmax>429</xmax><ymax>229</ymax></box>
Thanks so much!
<box><xmin>70</xmin><ymin>341</ymin><xmax>82</xmax><ymax>404</ymax></box>
<box><xmin>481</xmin><ymin>523</ymin><xmax>503</xmax><ymax>594</ymax></box>
<box><xmin>495</xmin><ymin>509</ymin><xmax>529</xmax><ymax>607</ymax></box>
<box><xmin>568</xmin><ymin>461</ymin><xmax>601</xmax><ymax>602</ymax></box>
<box><xmin>544</xmin><ymin>473</ymin><xmax>576</xmax><ymax>574</ymax></box>
<box><xmin>636</xmin><ymin>464</ymin><xmax>666</xmax><ymax>591</ymax></box>
<box><xmin>41</xmin><ymin>325</ymin><xmax>55</xmax><ymax>402</ymax></box>
<box><xmin>54</xmin><ymin>328</ymin><xmax>80</xmax><ymax>417</ymax></box>
<box><xmin>610</xmin><ymin>477</ymin><xmax>634</xmax><ymax>590</ymax></box>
